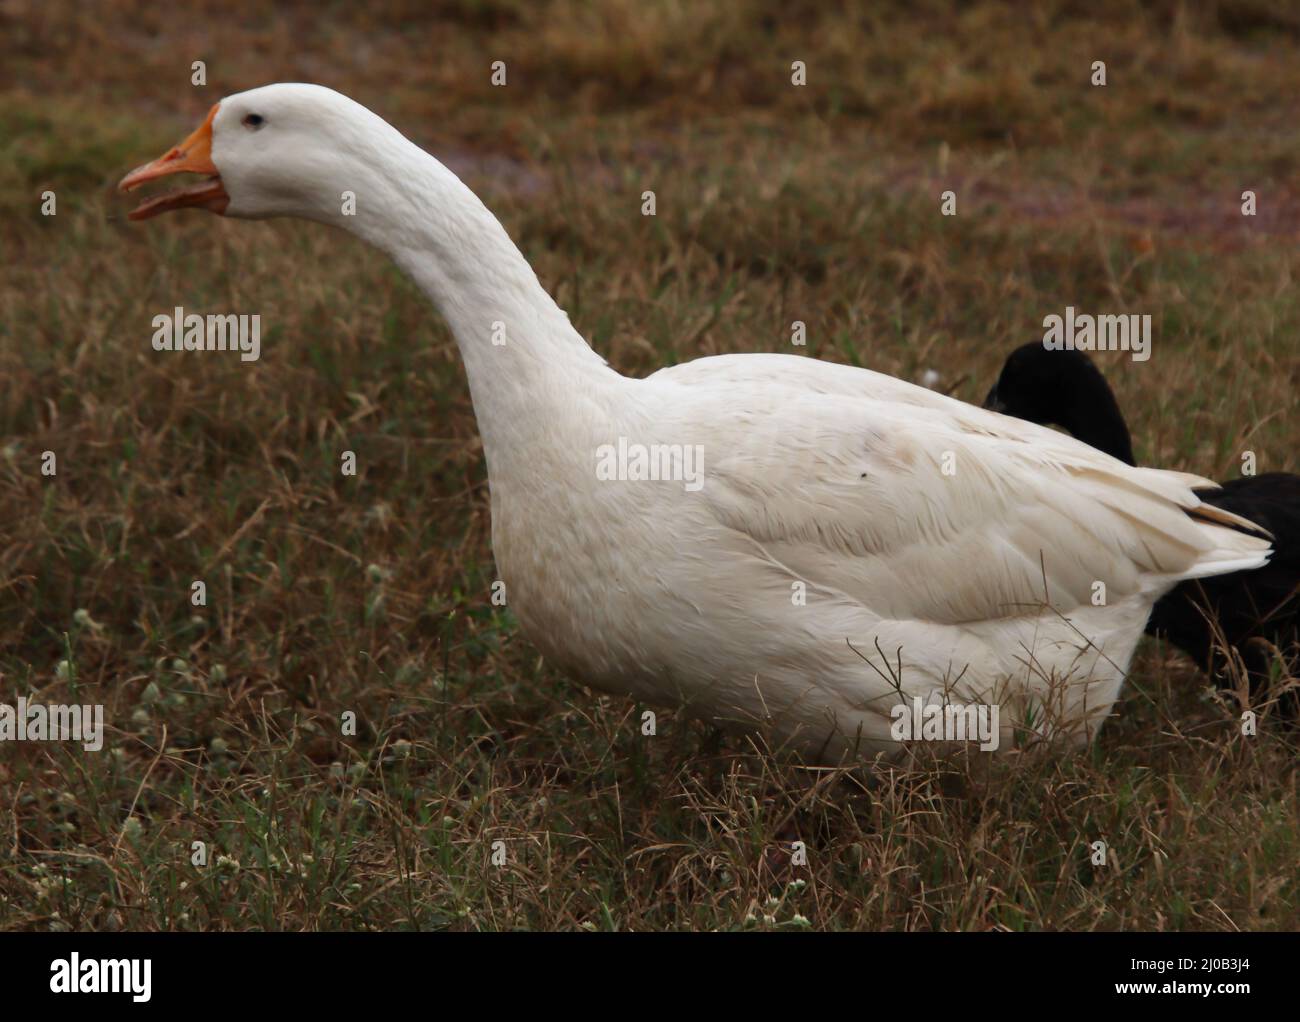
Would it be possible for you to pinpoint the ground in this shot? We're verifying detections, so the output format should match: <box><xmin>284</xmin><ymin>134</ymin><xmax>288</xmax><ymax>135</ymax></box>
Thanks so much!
<box><xmin>1</xmin><ymin>0</ymin><xmax>1297</xmax><ymax>930</ymax></box>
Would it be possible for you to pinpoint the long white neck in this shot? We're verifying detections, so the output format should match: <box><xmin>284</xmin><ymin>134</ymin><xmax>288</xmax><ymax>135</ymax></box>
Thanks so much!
<box><xmin>334</xmin><ymin>129</ymin><xmax>617</xmax><ymax>468</ymax></box>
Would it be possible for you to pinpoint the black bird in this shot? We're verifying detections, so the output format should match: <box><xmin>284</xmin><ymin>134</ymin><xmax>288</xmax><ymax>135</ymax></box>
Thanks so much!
<box><xmin>985</xmin><ymin>342</ymin><xmax>1299</xmax><ymax>714</ymax></box>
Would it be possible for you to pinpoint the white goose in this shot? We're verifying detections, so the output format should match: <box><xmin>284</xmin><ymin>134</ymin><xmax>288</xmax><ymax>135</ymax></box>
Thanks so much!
<box><xmin>119</xmin><ymin>84</ymin><xmax>1270</xmax><ymax>760</ymax></box>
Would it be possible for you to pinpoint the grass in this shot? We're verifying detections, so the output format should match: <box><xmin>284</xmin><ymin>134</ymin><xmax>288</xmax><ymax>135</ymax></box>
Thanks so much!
<box><xmin>1</xmin><ymin>0</ymin><xmax>1297</xmax><ymax>931</ymax></box>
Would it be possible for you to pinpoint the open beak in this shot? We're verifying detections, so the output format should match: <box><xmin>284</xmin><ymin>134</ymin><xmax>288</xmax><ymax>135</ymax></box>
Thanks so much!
<box><xmin>118</xmin><ymin>103</ymin><xmax>229</xmax><ymax>220</ymax></box>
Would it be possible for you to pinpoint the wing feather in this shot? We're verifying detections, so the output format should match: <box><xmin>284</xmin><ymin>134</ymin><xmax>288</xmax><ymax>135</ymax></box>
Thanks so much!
<box><xmin>656</xmin><ymin>360</ymin><xmax>1270</xmax><ymax>625</ymax></box>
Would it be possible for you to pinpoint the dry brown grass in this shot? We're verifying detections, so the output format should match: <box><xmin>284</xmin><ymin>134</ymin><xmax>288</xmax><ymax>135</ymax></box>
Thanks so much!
<box><xmin>1</xmin><ymin>0</ymin><xmax>1297</xmax><ymax>930</ymax></box>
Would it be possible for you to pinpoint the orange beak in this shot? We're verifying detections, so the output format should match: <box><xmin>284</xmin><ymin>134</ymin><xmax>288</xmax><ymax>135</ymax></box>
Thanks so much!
<box><xmin>118</xmin><ymin>103</ymin><xmax>229</xmax><ymax>220</ymax></box>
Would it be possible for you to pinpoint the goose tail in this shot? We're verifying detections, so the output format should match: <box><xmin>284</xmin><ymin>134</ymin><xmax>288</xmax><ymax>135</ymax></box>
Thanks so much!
<box><xmin>1186</xmin><ymin>498</ymin><xmax>1274</xmax><ymax>541</ymax></box>
<box><xmin>1180</xmin><ymin>502</ymin><xmax>1272</xmax><ymax>580</ymax></box>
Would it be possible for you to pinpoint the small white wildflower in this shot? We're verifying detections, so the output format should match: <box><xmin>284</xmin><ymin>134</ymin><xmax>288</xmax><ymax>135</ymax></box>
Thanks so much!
<box><xmin>73</xmin><ymin>609</ymin><xmax>104</xmax><ymax>631</ymax></box>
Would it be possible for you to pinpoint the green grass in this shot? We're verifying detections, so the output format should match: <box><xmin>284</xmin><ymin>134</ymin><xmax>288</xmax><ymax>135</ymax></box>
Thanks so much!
<box><xmin>1</xmin><ymin>0</ymin><xmax>1297</xmax><ymax>930</ymax></box>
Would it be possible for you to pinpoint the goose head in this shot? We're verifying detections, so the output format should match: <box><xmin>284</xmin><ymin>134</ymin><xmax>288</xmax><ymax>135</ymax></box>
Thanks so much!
<box><xmin>118</xmin><ymin>83</ymin><xmax>397</xmax><ymax>226</ymax></box>
<box><xmin>984</xmin><ymin>342</ymin><xmax>1137</xmax><ymax>466</ymax></box>
<box><xmin>117</xmin><ymin>83</ymin><xmax>604</xmax><ymax>412</ymax></box>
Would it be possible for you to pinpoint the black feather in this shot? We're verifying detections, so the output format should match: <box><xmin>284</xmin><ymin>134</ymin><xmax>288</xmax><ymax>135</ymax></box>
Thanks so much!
<box><xmin>985</xmin><ymin>342</ymin><xmax>1299</xmax><ymax>715</ymax></box>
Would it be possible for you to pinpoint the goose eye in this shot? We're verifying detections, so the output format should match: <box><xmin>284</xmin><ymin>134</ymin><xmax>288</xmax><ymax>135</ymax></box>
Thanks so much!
<box><xmin>242</xmin><ymin>113</ymin><xmax>266</xmax><ymax>130</ymax></box>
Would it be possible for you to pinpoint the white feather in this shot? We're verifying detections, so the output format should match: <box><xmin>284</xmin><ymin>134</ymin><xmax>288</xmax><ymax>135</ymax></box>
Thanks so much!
<box><xmin>194</xmin><ymin>84</ymin><xmax>1270</xmax><ymax>759</ymax></box>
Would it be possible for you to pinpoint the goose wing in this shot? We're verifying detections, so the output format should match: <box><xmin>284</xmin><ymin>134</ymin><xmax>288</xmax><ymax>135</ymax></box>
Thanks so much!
<box><xmin>655</xmin><ymin>359</ymin><xmax>1270</xmax><ymax>624</ymax></box>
